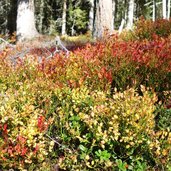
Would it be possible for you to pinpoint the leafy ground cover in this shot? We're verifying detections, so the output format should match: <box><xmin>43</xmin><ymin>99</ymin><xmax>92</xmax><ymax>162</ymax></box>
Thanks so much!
<box><xmin>0</xmin><ymin>18</ymin><xmax>171</xmax><ymax>170</ymax></box>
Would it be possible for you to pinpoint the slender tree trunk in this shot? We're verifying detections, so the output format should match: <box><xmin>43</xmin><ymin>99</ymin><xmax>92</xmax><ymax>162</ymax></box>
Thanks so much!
<box><xmin>62</xmin><ymin>0</ymin><xmax>67</xmax><ymax>35</ymax></box>
<box><xmin>7</xmin><ymin>0</ymin><xmax>17</xmax><ymax>34</ymax></box>
<box><xmin>163</xmin><ymin>0</ymin><xmax>167</xmax><ymax>19</ymax></box>
<box><xmin>112</xmin><ymin>0</ymin><xmax>116</xmax><ymax>29</ymax></box>
<box><xmin>4</xmin><ymin>0</ymin><xmax>9</xmax><ymax>34</ymax></box>
<box><xmin>17</xmin><ymin>0</ymin><xmax>38</xmax><ymax>41</ymax></box>
<box><xmin>71</xmin><ymin>20</ymin><xmax>75</xmax><ymax>36</ymax></box>
<box><xmin>126</xmin><ymin>0</ymin><xmax>134</xmax><ymax>29</ymax></box>
<box><xmin>167</xmin><ymin>0</ymin><xmax>170</xmax><ymax>19</ymax></box>
<box><xmin>114</xmin><ymin>0</ymin><xmax>118</xmax><ymax>29</ymax></box>
<box><xmin>93</xmin><ymin>0</ymin><xmax>114</xmax><ymax>38</ymax></box>
<box><xmin>119</xmin><ymin>18</ymin><xmax>125</xmax><ymax>34</ymax></box>
<box><xmin>119</xmin><ymin>0</ymin><xmax>127</xmax><ymax>33</ymax></box>
<box><xmin>38</xmin><ymin>0</ymin><xmax>44</xmax><ymax>33</ymax></box>
<box><xmin>89</xmin><ymin>0</ymin><xmax>94</xmax><ymax>32</ymax></box>
<box><xmin>152</xmin><ymin>0</ymin><xmax>156</xmax><ymax>21</ymax></box>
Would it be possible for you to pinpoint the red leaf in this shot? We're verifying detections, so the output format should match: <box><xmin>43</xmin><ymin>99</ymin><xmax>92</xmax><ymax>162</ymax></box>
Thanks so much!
<box><xmin>33</xmin><ymin>144</ymin><xmax>39</xmax><ymax>154</ymax></box>
<box><xmin>21</xmin><ymin>147</ymin><xmax>28</xmax><ymax>156</ymax></box>
<box><xmin>3</xmin><ymin>124</ymin><xmax>8</xmax><ymax>134</ymax></box>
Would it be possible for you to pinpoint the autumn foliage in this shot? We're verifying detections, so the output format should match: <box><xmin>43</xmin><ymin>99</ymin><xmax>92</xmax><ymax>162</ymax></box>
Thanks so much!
<box><xmin>0</xmin><ymin>18</ymin><xmax>171</xmax><ymax>170</ymax></box>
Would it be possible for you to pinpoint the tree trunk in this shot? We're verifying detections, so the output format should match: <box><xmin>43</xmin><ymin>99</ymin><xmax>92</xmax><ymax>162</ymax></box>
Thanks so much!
<box><xmin>89</xmin><ymin>0</ymin><xmax>94</xmax><ymax>32</ymax></box>
<box><xmin>38</xmin><ymin>0</ymin><xmax>45</xmax><ymax>33</ymax></box>
<box><xmin>126</xmin><ymin>0</ymin><xmax>134</xmax><ymax>29</ymax></box>
<box><xmin>1</xmin><ymin>0</ymin><xmax>9</xmax><ymax>34</ymax></box>
<box><xmin>119</xmin><ymin>18</ymin><xmax>125</xmax><ymax>34</ymax></box>
<box><xmin>17</xmin><ymin>0</ymin><xmax>38</xmax><ymax>41</ymax></box>
<box><xmin>93</xmin><ymin>0</ymin><xmax>114</xmax><ymax>39</ymax></box>
<box><xmin>7</xmin><ymin>0</ymin><xmax>17</xmax><ymax>34</ymax></box>
<box><xmin>118</xmin><ymin>0</ymin><xmax>127</xmax><ymax>33</ymax></box>
<box><xmin>167</xmin><ymin>0</ymin><xmax>170</xmax><ymax>19</ymax></box>
<box><xmin>114</xmin><ymin>0</ymin><xmax>118</xmax><ymax>29</ymax></box>
<box><xmin>62</xmin><ymin>0</ymin><xmax>67</xmax><ymax>35</ymax></box>
<box><xmin>112</xmin><ymin>0</ymin><xmax>116</xmax><ymax>29</ymax></box>
<box><xmin>163</xmin><ymin>0</ymin><xmax>167</xmax><ymax>19</ymax></box>
<box><xmin>152</xmin><ymin>0</ymin><xmax>156</xmax><ymax>21</ymax></box>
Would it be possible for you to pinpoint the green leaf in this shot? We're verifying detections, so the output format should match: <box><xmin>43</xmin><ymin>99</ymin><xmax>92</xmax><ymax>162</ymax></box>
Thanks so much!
<box><xmin>69</xmin><ymin>115</ymin><xmax>80</xmax><ymax>121</ymax></box>
<box><xmin>79</xmin><ymin>144</ymin><xmax>88</xmax><ymax>152</ymax></box>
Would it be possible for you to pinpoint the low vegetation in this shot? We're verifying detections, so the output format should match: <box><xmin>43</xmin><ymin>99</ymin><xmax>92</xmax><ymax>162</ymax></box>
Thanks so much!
<box><xmin>0</xmin><ymin>18</ymin><xmax>171</xmax><ymax>170</ymax></box>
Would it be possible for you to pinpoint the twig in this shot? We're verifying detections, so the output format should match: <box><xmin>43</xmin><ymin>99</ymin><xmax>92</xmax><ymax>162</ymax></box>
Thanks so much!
<box><xmin>45</xmin><ymin>36</ymin><xmax>70</xmax><ymax>59</ymax></box>
<box><xmin>46</xmin><ymin>134</ymin><xmax>70</xmax><ymax>151</ymax></box>
<box><xmin>0</xmin><ymin>37</ymin><xmax>15</xmax><ymax>48</ymax></box>
<box><xmin>43</xmin><ymin>47</ymin><xmax>53</xmax><ymax>60</ymax></box>
<box><xmin>0</xmin><ymin>37</ymin><xmax>10</xmax><ymax>45</ymax></box>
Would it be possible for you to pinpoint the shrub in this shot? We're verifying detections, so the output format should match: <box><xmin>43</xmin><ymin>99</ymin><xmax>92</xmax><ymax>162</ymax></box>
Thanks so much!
<box><xmin>134</xmin><ymin>17</ymin><xmax>171</xmax><ymax>40</ymax></box>
<box><xmin>0</xmin><ymin>18</ymin><xmax>170</xmax><ymax>170</ymax></box>
<box><xmin>155</xmin><ymin>106</ymin><xmax>171</xmax><ymax>130</ymax></box>
<box><xmin>0</xmin><ymin>79</ymin><xmax>54</xmax><ymax>170</ymax></box>
<box><xmin>47</xmin><ymin>86</ymin><xmax>170</xmax><ymax>170</ymax></box>
<box><xmin>67</xmin><ymin>35</ymin><xmax>171</xmax><ymax>102</ymax></box>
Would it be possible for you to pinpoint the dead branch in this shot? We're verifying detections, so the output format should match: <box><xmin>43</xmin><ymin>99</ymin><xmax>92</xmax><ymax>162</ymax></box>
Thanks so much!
<box><xmin>56</xmin><ymin>36</ymin><xmax>69</xmax><ymax>56</ymax></box>
<box><xmin>0</xmin><ymin>37</ymin><xmax>15</xmax><ymax>48</ymax></box>
<box><xmin>46</xmin><ymin>134</ymin><xmax>71</xmax><ymax>151</ymax></box>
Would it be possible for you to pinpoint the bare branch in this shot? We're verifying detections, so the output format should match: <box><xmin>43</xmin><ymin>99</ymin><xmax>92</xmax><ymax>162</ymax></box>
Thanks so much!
<box><xmin>46</xmin><ymin>134</ymin><xmax>70</xmax><ymax>151</ymax></box>
<box><xmin>56</xmin><ymin>36</ymin><xmax>69</xmax><ymax>56</ymax></box>
<box><xmin>0</xmin><ymin>37</ymin><xmax>10</xmax><ymax>44</ymax></box>
<box><xmin>0</xmin><ymin>37</ymin><xmax>15</xmax><ymax>49</ymax></box>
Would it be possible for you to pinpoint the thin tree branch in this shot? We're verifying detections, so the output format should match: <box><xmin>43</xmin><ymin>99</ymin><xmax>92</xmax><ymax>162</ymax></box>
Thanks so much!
<box><xmin>46</xmin><ymin>134</ymin><xmax>71</xmax><ymax>151</ymax></box>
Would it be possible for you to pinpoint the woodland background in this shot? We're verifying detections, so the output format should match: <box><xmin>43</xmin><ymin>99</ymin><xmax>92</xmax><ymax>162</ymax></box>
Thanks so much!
<box><xmin>0</xmin><ymin>0</ymin><xmax>171</xmax><ymax>39</ymax></box>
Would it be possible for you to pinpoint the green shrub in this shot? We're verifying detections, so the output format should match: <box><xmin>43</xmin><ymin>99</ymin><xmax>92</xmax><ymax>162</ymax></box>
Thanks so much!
<box><xmin>155</xmin><ymin>107</ymin><xmax>171</xmax><ymax>130</ymax></box>
<box><xmin>46</xmin><ymin>86</ymin><xmax>170</xmax><ymax>170</ymax></box>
